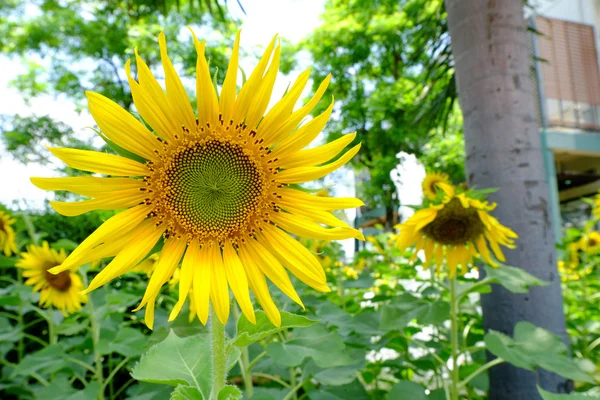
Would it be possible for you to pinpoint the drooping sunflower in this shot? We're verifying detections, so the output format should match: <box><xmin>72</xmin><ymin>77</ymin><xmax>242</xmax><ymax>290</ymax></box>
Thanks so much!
<box><xmin>16</xmin><ymin>241</ymin><xmax>87</xmax><ymax>314</ymax></box>
<box><xmin>32</xmin><ymin>32</ymin><xmax>363</xmax><ymax>328</ymax></box>
<box><xmin>422</xmin><ymin>172</ymin><xmax>453</xmax><ymax>200</ymax></box>
<box><xmin>0</xmin><ymin>211</ymin><xmax>18</xmax><ymax>256</ymax></box>
<box><xmin>395</xmin><ymin>178</ymin><xmax>518</xmax><ymax>277</ymax></box>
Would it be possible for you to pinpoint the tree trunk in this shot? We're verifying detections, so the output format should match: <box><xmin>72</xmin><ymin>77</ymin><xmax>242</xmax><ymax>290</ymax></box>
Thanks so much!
<box><xmin>444</xmin><ymin>1</ymin><xmax>570</xmax><ymax>399</ymax></box>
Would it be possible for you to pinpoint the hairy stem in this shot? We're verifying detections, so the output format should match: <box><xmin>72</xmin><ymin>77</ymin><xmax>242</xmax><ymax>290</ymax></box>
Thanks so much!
<box><xmin>210</xmin><ymin>308</ymin><xmax>227</xmax><ymax>400</ymax></box>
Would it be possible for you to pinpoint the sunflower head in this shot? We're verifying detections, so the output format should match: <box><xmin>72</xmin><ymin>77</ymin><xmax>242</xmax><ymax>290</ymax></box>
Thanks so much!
<box><xmin>16</xmin><ymin>241</ymin><xmax>87</xmax><ymax>314</ymax></box>
<box><xmin>579</xmin><ymin>231</ymin><xmax>600</xmax><ymax>255</ymax></box>
<box><xmin>32</xmin><ymin>31</ymin><xmax>363</xmax><ymax>329</ymax></box>
<box><xmin>0</xmin><ymin>211</ymin><xmax>18</xmax><ymax>256</ymax></box>
<box><xmin>422</xmin><ymin>172</ymin><xmax>453</xmax><ymax>200</ymax></box>
<box><xmin>395</xmin><ymin>186</ymin><xmax>517</xmax><ymax>277</ymax></box>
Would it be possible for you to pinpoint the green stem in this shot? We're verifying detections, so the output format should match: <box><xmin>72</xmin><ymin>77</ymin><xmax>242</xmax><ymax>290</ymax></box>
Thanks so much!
<box><xmin>210</xmin><ymin>308</ymin><xmax>227</xmax><ymax>400</ymax></box>
<box><xmin>458</xmin><ymin>358</ymin><xmax>503</xmax><ymax>389</ymax></box>
<box><xmin>289</xmin><ymin>368</ymin><xmax>298</xmax><ymax>400</ymax></box>
<box><xmin>247</xmin><ymin>351</ymin><xmax>267</xmax><ymax>370</ymax></box>
<box><xmin>101</xmin><ymin>357</ymin><xmax>130</xmax><ymax>393</ymax></box>
<box><xmin>88</xmin><ymin>299</ymin><xmax>104</xmax><ymax>400</ymax></box>
<box><xmin>233</xmin><ymin>305</ymin><xmax>253</xmax><ymax>397</ymax></box>
<box><xmin>241</xmin><ymin>346</ymin><xmax>253</xmax><ymax>397</ymax></box>
<box><xmin>47</xmin><ymin>313</ymin><xmax>57</xmax><ymax>345</ymax></box>
<box><xmin>16</xmin><ymin>267</ymin><xmax>24</xmax><ymax>362</ymax></box>
<box><xmin>253</xmin><ymin>372</ymin><xmax>291</xmax><ymax>388</ymax></box>
<box><xmin>450</xmin><ymin>276</ymin><xmax>460</xmax><ymax>400</ymax></box>
<box><xmin>282</xmin><ymin>378</ymin><xmax>309</xmax><ymax>400</ymax></box>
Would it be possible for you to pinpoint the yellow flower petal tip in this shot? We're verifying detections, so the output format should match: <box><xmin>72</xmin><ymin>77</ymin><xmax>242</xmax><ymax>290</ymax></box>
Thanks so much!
<box><xmin>32</xmin><ymin>31</ymin><xmax>364</xmax><ymax>326</ymax></box>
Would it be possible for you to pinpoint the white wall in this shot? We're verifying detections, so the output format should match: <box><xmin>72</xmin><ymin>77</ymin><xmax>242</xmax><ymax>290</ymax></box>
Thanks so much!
<box><xmin>532</xmin><ymin>0</ymin><xmax>598</xmax><ymax>25</ymax></box>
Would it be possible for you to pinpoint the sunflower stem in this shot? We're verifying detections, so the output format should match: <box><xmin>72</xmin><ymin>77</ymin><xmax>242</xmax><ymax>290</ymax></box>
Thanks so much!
<box><xmin>210</xmin><ymin>307</ymin><xmax>227</xmax><ymax>400</ymax></box>
<box><xmin>87</xmin><ymin>299</ymin><xmax>104</xmax><ymax>400</ymax></box>
<box><xmin>449</xmin><ymin>276</ymin><xmax>460</xmax><ymax>400</ymax></box>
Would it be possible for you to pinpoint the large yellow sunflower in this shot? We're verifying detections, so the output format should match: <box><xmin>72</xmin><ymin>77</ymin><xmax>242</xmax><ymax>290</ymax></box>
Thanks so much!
<box><xmin>395</xmin><ymin>181</ymin><xmax>517</xmax><ymax>277</ymax></box>
<box><xmin>0</xmin><ymin>211</ymin><xmax>18</xmax><ymax>256</ymax></box>
<box><xmin>32</xmin><ymin>32</ymin><xmax>363</xmax><ymax>328</ymax></box>
<box><xmin>422</xmin><ymin>172</ymin><xmax>453</xmax><ymax>200</ymax></box>
<box><xmin>16</xmin><ymin>241</ymin><xmax>87</xmax><ymax>314</ymax></box>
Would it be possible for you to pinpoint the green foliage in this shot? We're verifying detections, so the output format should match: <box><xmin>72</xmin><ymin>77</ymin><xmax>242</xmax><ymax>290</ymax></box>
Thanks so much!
<box><xmin>232</xmin><ymin>311</ymin><xmax>316</xmax><ymax>347</ymax></box>
<box><xmin>300</xmin><ymin>0</ymin><xmax>462</xmax><ymax>213</ymax></box>
<box><xmin>0</xmin><ymin>0</ymin><xmax>238</xmax><ymax>167</ymax></box>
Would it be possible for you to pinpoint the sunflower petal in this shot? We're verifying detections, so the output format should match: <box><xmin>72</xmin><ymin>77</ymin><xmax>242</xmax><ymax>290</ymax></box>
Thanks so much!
<box><xmin>223</xmin><ymin>242</ymin><xmax>255</xmax><ymax>323</ymax></box>
<box><xmin>277</xmin><ymin>188</ymin><xmax>364</xmax><ymax>210</ymax></box>
<box><xmin>158</xmin><ymin>32</ymin><xmax>196</xmax><ymax>131</ymax></box>
<box><xmin>31</xmin><ymin>177</ymin><xmax>144</xmax><ymax>197</ymax></box>
<box><xmin>277</xmin><ymin>132</ymin><xmax>356</xmax><ymax>169</ymax></box>
<box><xmin>51</xmin><ymin>204</ymin><xmax>152</xmax><ymax>273</ymax></box>
<box><xmin>136</xmin><ymin>236</ymin><xmax>186</xmax><ymax>310</ymax></box>
<box><xmin>239</xmin><ymin>240</ymin><xmax>304</xmax><ymax>308</ymax></box>
<box><xmin>272</xmin><ymin>98</ymin><xmax>335</xmax><ymax>158</ymax></box>
<box><xmin>50</xmin><ymin>189</ymin><xmax>146</xmax><ymax>216</ymax></box>
<box><xmin>86</xmin><ymin>91</ymin><xmax>161</xmax><ymax>160</ymax></box>
<box><xmin>169</xmin><ymin>239</ymin><xmax>200</xmax><ymax>322</ymax></box>
<box><xmin>276</xmin><ymin>143</ymin><xmax>361</xmax><ymax>184</ymax></box>
<box><xmin>48</xmin><ymin>147</ymin><xmax>149</xmax><ymax>176</ymax></box>
<box><xmin>82</xmin><ymin>220</ymin><xmax>165</xmax><ymax>293</ymax></box>
<box><xmin>192</xmin><ymin>254</ymin><xmax>211</xmax><ymax>325</ymax></box>
<box><xmin>210</xmin><ymin>244</ymin><xmax>230</xmax><ymax>325</ymax></box>
<box><xmin>189</xmin><ymin>30</ymin><xmax>219</xmax><ymax>127</ymax></box>
<box><xmin>220</xmin><ymin>31</ymin><xmax>241</xmax><ymax>124</ymax></box>
<box><xmin>264</xmin><ymin>73</ymin><xmax>331</xmax><ymax>146</ymax></box>
<box><xmin>238</xmin><ymin>248</ymin><xmax>281</xmax><ymax>327</ymax></box>
<box><xmin>245</xmin><ymin>45</ymin><xmax>281</xmax><ymax>129</ymax></box>
<box><xmin>274</xmin><ymin>212</ymin><xmax>363</xmax><ymax>241</ymax></box>
<box><xmin>233</xmin><ymin>36</ymin><xmax>277</xmax><ymax>125</ymax></box>
<box><xmin>257</xmin><ymin>69</ymin><xmax>311</xmax><ymax>138</ymax></box>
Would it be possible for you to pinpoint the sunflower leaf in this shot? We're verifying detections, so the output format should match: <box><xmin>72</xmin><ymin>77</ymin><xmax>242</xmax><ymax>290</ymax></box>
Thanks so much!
<box><xmin>266</xmin><ymin>324</ymin><xmax>354</xmax><ymax>368</ymax></box>
<box><xmin>537</xmin><ymin>386</ymin><xmax>600</xmax><ymax>399</ymax></box>
<box><xmin>387</xmin><ymin>381</ymin><xmax>428</xmax><ymax>400</ymax></box>
<box><xmin>170</xmin><ymin>385</ymin><xmax>204</xmax><ymax>400</ymax></box>
<box><xmin>484</xmin><ymin>265</ymin><xmax>549</xmax><ymax>294</ymax></box>
<box><xmin>485</xmin><ymin>322</ymin><xmax>594</xmax><ymax>383</ymax></box>
<box><xmin>131</xmin><ymin>331</ymin><xmax>211</xmax><ymax>397</ymax></box>
<box><xmin>380</xmin><ymin>292</ymin><xmax>449</xmax><ymax>330</ymax></box>
<box><xmin>232</xmin><ymin>311</ymin><xmax>316</xmax><ymax>347</ymax></box>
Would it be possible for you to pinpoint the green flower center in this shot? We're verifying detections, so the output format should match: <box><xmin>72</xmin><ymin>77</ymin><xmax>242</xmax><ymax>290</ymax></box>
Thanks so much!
<box><xmin>422</xmin><ymin>198</ymin><xmax>484</xmax><ymax>245</ymax></box>
<box><xmin>161</xmin><ymin>140</ymin><xmax>264</xmax><ymax>238</ymax></box>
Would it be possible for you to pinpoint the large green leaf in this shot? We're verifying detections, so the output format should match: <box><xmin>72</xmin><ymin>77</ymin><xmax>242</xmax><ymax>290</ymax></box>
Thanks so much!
<box><xmin>12</xmin><ymin>344</ymin><xmax>67</xmax><ymax>377</ymax></box>
<box><xmin>98</xmin><ymin>327</ymin><xmax>146</xmax><ymax>357</ymax></box>
<box><xmin>218</xmin><ymin>385</ymin><xmax>243</xmax><ymax>400</ymax></box>
<box><xmin>387</xmin><ymin>381</ymin><xmax>428</xmax><ymax>400</ymax></box>
<box><xmin>485</xmin><ymin>322</ymin><xmax>594</xmax><ymax>383</ymax></box>
<box><xmin>31</xmin><ymin>376</ymin><xmax>76</xmax><ymax>399</ymax></box>
<box><xmin>309</xmin><ymin>380</ymin><xmax>370</xmax><ymax>400</ymax></box>
<box><xmin>0</xmin><ymin>316</ymin><xmax>22</xmax><ymax>343</ymax></box>
<box><xmin>232</xmin><ymin>311</ymin><xmax>316</xmax><ymax>347</ymax></box>
<box><xmin>131</xmin><ymin>331</ymin><xmax>212</xmax><ymax>398</ymax></box>
<box><xmin>170</xmin><ymin>385</ymin><xmax>203</xmax><ymax>400</ymax></box>
<box><xmin>484</xmin><ymin>265</ymin><xmax>549</xmax><ymax>293</ymax></box>
<box><xmin>537</xmin><ymin>386</ymin><xmax>600</xmax><ymax>400</ymax></box>
<box><xmin>266</xmin><ymin>324</ymin><xmax>354</xmax><ymax>368</ymax></box>
<box><xmin>380</xmin><ymin>293</ymin><xmax>449</xmax><ymax>330</ymax></box>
